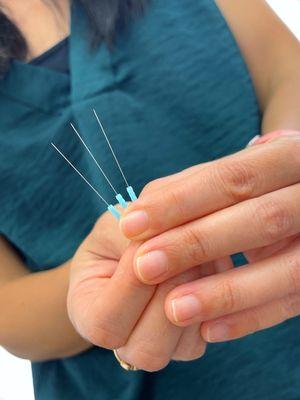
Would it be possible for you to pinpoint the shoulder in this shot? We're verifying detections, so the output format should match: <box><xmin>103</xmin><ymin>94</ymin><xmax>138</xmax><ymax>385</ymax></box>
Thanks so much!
<box><xmin>215</xmin><ymin>0</ymin><xmax>300</xmax><ymax>108</ymax></box>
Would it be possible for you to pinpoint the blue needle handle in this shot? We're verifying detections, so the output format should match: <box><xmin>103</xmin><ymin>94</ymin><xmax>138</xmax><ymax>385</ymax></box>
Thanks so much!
<box><xmin>127</xmin><ymin>186</ymin><xmax>138</xmax><ymax>201</ymax></box>
<box><xmin>107</xmin><ymin>205</ymin><xmax>121</xmax><ymax>220</ymax></box>
<box><xmin>116</xmin><ymin>193</ymin><xmax>127</xmax><ymax>209</ymax></box>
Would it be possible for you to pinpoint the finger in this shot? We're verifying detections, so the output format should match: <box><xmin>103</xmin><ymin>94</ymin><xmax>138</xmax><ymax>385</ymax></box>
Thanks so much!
<box><xmin>212</xmin><ymin>256</ymin><xmax>234</xmax><ymax>273</ymax></box>
<box><xmin>141</xmin><ymin>146</ymin><xmax>263</xmax><ymax>198</ymax></box>
<box><xmin>116</xmin><ymin>263</ymin><xmax>210</xmax><ymax>371</ymax></box>
<box><xmin>139</xmin><ymin>162</ymin><xmax>213</xmax><ymax>198</ymax></box>
<box><xmin>172</xmin><ymin>258</ymin><xmax>232</xmax><ymax>360</ymax></box>
<box><xmin>82</xmin><ymin>207</ymin><xmax>130</xmax><ymax>260</ymax></box>
<box><xmin>201</xmin><ymin>292</ymin><xmax>300</xmax><ymax>343</ymax></box>
<box><xmin>116</xmin><ymin>281</ymin><xmax>182</xmax><ymax>372</ymax></box>
<box><xmin>83</xmin><ymin>243</ymin><xmax>156</xmax><ymax>350</ymax></box>
<box><xmin>120</xmin><ymin>136</ymin><xmax>300</xmax><ymax>240</ymax></box>
<box><xmin>134</xmin><ymin>183</ymin><xmax>300</xmax><ymax>284</ymax></box>
<box><xmin>164</xmin><ymin>238</ymin><xmax>300</xmax><ymax>326</ymax></box>
<box><xmin>140</xmin><ymin>129</ymin><xmax>270</xmax><ymax>198</ymax></box>
<box><xmin>253</xmin><ymin>130</ymin><xmax>300</xmax><ymax>145</ymax></box>
<box><xmin>244</xmin><ymin>233</ymin><xmax>300</xmax><ymax>263</ymax></box>
<box><xmin>171</xmin><ymin>258</ymin><xmax>232</xmax><ymax>360</ymax></box>
<box><xmin>191</xmin><ymin>257</ymin><xmax>234</xmax><ymax>279</ymax></box>
<box><xmin>172</xmin><ymin>324</ymin><xmax>206</xmax><ymax>361</ymax></box>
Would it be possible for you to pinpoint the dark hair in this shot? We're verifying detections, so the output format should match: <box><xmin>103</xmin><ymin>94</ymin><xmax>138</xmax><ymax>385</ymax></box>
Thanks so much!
<box><xmin>0</xmin><ymin>0</ymin><xmax>148</xmax><ymax>77</ymax></box>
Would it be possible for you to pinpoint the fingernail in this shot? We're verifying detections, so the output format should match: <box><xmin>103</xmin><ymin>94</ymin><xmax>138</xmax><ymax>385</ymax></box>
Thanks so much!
<box><xmin>246</xmin><ymin>135</ymin><xmax>261</xmax><ymax>147</ymax></box>
<box><xmin>136</xmin><ymin>251</ymin><xmax>168</xmax><ymax>282</ymax></box>
<box><xmin>207</xmin><ymin>323</ymin><xmax>229</xmax><ymax>342</ymax></box>
<box><xmin>120</xmin><ymin>210</ymin><xmax>149</xmax><ymax>237</ymax></box>
<box><xmin>171</xmin><ymin>295</ymin><xmax>201</xmax><ymax>322</ymax></box>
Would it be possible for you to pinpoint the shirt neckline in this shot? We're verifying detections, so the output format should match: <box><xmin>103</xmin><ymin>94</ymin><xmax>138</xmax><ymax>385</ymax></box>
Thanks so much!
<box><xmin>0</xmin><ymin>9</ymin><xmax>74</xmax><ymax>112</ymax></box>
<box><xmin>30</xmin><ymin>36</ymin><xmax>70</xmax><ymax>66</ymax></box>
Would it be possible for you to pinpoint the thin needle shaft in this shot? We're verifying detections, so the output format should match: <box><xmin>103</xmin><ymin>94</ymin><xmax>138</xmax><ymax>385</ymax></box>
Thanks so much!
<box><xmin>51</xmin><ymin>143</ymin><xmax>109</xmax><ymax>206</ymax></box>
<box><xmin>70</xmin><ymin>123</ymin><xmax>118</xmax><ymax>195</ymax></box>
<box><xmin>93</xmin><ymin>109</ymin><xmax>130</xmax><ymax>188</ymax></box>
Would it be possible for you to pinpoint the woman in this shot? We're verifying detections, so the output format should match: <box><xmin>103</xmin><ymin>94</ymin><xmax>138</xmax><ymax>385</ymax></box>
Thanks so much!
<box><xmin>0</xmin><ymin>0</ymin><xmax>300</xmax><ymax>399</ymax></box>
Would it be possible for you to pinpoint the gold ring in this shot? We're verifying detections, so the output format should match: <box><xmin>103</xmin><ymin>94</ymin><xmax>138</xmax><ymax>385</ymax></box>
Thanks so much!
<box><xmin>113</xmin><ymin>349</ymin><xmax>139</xmax><ymax>371</ymax></box>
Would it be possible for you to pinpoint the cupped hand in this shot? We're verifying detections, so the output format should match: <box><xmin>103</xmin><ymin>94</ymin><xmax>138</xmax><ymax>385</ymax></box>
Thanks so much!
<box><xmin>67</xmin><ymin>208</ymin><xmax>232</xmax><ymax>371</ymax></box>
<box><xmin>119</xmin><ymin>133</ymin><xmax>300</xmax><ymax>341</ymax></box>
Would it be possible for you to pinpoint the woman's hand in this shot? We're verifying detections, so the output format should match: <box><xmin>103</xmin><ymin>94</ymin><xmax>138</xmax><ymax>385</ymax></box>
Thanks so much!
<box><xmin>67</xmin><ymin>209</ymin><xmax>232</xmax><ymax>371</ymax></box>
<box><xmin>119</xmin><ymin>133</ymin><xmax>300</xmax><ymax>341</ymax></box>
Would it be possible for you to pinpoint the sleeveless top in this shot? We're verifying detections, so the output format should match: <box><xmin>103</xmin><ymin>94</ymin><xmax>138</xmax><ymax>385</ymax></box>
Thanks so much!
<box><xmin>1</xmin><ymin>1</ymin><xmax>300</xmax><ymax>399</ymax></box>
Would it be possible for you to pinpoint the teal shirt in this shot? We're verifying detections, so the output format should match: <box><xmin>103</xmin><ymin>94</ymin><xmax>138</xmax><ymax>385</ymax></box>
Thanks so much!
<box><xmin>1</xmin><ymin>1</ymin><xmax>300</xmax><ymax>399</ymax></box>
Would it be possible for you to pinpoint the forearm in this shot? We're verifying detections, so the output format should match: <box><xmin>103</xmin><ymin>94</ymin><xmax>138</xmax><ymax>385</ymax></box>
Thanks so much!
<box><xmin>0</xmin><ymin>261</ymin><xmax>91</xmax><ymax>361</ymax></box>
<box><xmin>262</xmin><ymin>72</ymin><xmax>300</xmax><ymax>133</ymax></box>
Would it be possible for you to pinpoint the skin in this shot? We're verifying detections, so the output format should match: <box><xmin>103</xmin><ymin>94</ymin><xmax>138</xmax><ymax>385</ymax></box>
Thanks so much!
<box><xmin>0</xmin><ymin>0</ymin><xmax>299</xmax><ymax>371</ymax></box>
<box><xmin>0</xmin><ymin>0</ymin><xmax>86</xmax><ymax>362</ymax></box>
<box><xmin>0</xmin><ymin>237</ymin><xmax>90</xmax><ymax>361</ymax></box>
<box><xmin>121</xmin><ymin>134</ymin><xmax>300</xmax><ymax>344</ymax></box>
<box><xmin>1</xmin><ymin>0</ymin><xmax>70</xmax><ymax>60</ymax></box>
<box><xmin>68</xmin><ymin>210</ymin><xmax>224</xmax><ymax>371</ymax></box>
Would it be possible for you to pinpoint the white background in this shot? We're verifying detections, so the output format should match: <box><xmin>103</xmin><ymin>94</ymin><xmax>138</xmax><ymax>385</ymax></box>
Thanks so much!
<box><xmin>0</xmin><ymin>1</ymin><xmax>299</xmax><ymax>399</ymax></box>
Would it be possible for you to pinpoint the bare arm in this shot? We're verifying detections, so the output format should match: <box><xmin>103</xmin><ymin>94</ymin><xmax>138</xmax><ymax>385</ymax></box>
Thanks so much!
<box><xmin>0</xmin><ymin>236</ymin><xmax>90</xmax><ymax>361</ymax></box>
<box><xmin>216</xmin><ymin>0</ymin><xmax>300</xmax><ymax>132</ymax></box>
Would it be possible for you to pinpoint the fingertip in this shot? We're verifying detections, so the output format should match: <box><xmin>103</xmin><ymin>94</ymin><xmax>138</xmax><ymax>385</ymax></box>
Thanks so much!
<box><xmin>134</xmin><ymin>250</ymin><xmax>169</xmax><ymax>284</ymax></box>
<box><xmin>164</xmin><ymin>293</ymin><xmax>201</xmax><ymax>327</ymax></box>
<box><xmin>119</xmin><ymin>209</ymin><xmax>150</xmax><ymax>238</ymax></box>
<box><xmin>201</xmin><ymin>321</ymin><xmax>231</xmax><ymax>343</ymax></box>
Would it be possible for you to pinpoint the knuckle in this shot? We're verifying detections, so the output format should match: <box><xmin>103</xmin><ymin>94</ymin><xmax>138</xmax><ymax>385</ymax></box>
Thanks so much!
<box><xmin>165</xmin><ymin>187</ymin><xmax>187</xmax><ymax>221</ymax></box>
<box><xmin>183</xmin><ymin>226</ymin><xmax>211</xmax><ymax>264</ymax></box>
<box><xmin>213</xmin><ymin>278</ymin><xmax>237</xmax><ymax>315</ymax></box>
<box><xmin>214</xmin><ymin>161</ymin><xmax>256</xmax><ymax>203</ymax></box>
<box><xmin>255</xmin><ymin>199</ymin><xmax>293</xmax><ymax>243</ymax></box>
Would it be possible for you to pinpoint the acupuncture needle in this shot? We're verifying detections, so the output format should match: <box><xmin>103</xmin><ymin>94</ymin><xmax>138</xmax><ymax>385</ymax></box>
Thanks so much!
<box><xmin>51</xmin><ymin>142</ymin><xmax>121</xmax><ymax>220</ymax></box>
<box><xmin>70</xmin><ymin>123</ymin><xmax>127</xmax><ymax>209</ymax></box>
<box><xmin>93</xmin><ymin>109</ymin><xmax>138</xmax><ymax>202</ymax></box>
